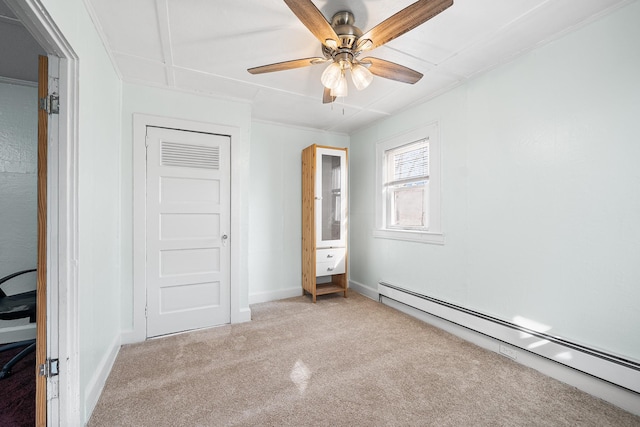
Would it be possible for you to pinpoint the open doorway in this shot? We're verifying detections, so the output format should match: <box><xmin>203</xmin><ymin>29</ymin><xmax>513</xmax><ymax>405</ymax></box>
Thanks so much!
<box><xmin>0</xmin><ymin>2</ymin><xmax>46</xmax><ymax>424</ymax></box>
<box><xmin>1</xmin><ymin>0</ymin><xmax>80</xmax><ymax>425</ymax></box>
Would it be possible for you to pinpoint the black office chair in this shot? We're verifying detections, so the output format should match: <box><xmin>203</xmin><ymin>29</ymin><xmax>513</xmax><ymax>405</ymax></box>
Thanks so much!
<box><xmin>0</xmin><ymin>269</ymin><xmax>37</xmax><ymax>380</ymax></box>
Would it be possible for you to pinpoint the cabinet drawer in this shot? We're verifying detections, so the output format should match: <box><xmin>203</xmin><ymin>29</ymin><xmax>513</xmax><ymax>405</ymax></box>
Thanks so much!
<box><xmin>317</xmin><ymin>248</ymin><xmax>346</xmax><ymax>261</ymax></box>
<box><xmin>316</xmin><ymin>248</ymin><xmax>346</xmax><ymax>277</ymax></box>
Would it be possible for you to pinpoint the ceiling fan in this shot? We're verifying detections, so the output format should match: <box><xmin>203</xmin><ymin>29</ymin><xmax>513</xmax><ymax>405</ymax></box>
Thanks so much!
<box><xmin>248</xmin><ymin>0</ymin><xmax>454</xmax><ymax>103</ymax></box>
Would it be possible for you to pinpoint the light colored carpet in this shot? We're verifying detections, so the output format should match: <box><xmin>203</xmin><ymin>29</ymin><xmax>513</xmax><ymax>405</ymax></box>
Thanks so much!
<box><xmin>89</xmin><ymin>292</ymin><xmax>640</xmax><ymax>426</ymax></box>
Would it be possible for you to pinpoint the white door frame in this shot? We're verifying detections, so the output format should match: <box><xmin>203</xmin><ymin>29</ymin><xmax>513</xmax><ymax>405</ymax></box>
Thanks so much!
<box><xmin>5</xmin><ymin>0</ymin><xmax>81</xmax><ymax>425</ymax></box>
<box><xmin>130</xmin><ymin>114</ymin><xmax>251</xmax><ymax>343</ymax></box>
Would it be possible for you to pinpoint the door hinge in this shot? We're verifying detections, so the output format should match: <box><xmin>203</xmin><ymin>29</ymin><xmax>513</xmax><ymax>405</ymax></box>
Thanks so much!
<box><xmin>145</xmin><ymin>305</ymin><xmax>148</xmax><ymax>318</ymax></box>
<box><xmin>39</xmin><ymin>358</ymin><xmax>59</xmax><ymax>378</ymax></box>
<box><xmin>39</xmin><ymin>94</ymin><xmax>60</xmax><ymax>115</ymax></box>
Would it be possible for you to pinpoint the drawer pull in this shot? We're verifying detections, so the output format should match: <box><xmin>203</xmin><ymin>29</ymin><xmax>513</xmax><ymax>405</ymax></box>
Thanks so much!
<box><xmin>326</xmin><ymin>254</ymin><xmax>333</xmax><ymax>258</ymax></box>
<box><xmin>327</xmin><ymin>267</ymin><xmax>334</xmax><ymax>271</ymax></box>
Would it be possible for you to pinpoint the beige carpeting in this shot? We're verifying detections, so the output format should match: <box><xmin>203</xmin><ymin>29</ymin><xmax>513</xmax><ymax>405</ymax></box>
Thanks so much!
<box><xmin>89</xmin><ymin>292</ymin><xmax>640</xmax><ymax>426</ymax></box>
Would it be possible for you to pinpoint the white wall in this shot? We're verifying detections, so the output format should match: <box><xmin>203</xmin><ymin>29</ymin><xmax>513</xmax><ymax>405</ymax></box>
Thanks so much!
<box><xmin>248</xmin><ymin>121</ymin><xmax>348</xmax><ymax>303</ymax></box>
<box><xmin>349</xmin><ymin>2</ymin><xmax>640</xmax><ymax>363</ymax></box>
<box><xmin>40</xmin><ymin>0</ymin><xmax>123</xmax><ymax>421</ymax></box>
<box><xmin>0</xmin><ymin>81</ymin><xmax>38</xmax><ymax>341</ymax></box>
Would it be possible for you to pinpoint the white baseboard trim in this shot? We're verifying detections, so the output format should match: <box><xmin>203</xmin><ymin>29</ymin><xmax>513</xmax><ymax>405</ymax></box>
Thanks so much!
<box><xmin>83</xmin><ymin>334</ymin><xmax>120</xmax><ymax>421</ymax></box>
<box><xmin>348</xmin><ymin>280</ymin><xmax>378</xmax><ymax>301</ymax></box>
<box><xmin>235</xmin><ymin>307</ymin><xmax>252</xmax><ymax>323</ymax></box>
<box><xmin>0</xmin><ymin>323</ymin><xmax>36</xmax><ymax>344</ymax></box>
<box><xmin>376</xmin><ymin>282</ymin><xmax>640</xmax><ymax>416</ymax></box>
<box><xmin>120</xmin><ymin>328</ymin><xmax>144</xmax><ymax>345</ymax></box>
<box><xmin>121</xmin><ymin>306</ymin><xmax>253</xmax><ymax>346</ymax></box>
<box><xmin>249</xmin><ymin>287</ymin><xmax>302</xmax><ymax>305</ymax></box>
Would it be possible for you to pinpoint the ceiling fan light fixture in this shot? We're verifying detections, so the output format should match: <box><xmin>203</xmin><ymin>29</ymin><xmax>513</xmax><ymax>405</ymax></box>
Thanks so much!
<box><xmin>351</xmin><ymin>63</ymin><xmax>373</xmax><ymax>90</ymax></box>
<box><xmin>330</xmin><ymin>73</ymin><xmax>348</xmax><ymax>97</ymax></box>
<box><xmin>338</xmin><ymin>59</ymin><xmax>351</xmax><ymax>70</ymax></box>
<box><xmin>321</xmin><ymin>62</ymin><xmax>342</xmax><ymax>89</ymax></box>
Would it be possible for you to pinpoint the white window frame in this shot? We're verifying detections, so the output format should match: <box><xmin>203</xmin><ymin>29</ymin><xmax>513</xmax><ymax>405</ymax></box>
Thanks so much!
<box><xmin>374</xmin><ymin>122</ymin><xmax>443</xmax><ymax>244</ymax></box>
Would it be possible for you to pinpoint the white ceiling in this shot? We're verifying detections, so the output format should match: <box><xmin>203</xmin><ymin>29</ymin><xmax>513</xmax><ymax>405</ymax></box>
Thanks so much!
<box><xmin>2</xmin><ymin>1</ymin><xmax>632</xmax><ymax>133</ymax></box>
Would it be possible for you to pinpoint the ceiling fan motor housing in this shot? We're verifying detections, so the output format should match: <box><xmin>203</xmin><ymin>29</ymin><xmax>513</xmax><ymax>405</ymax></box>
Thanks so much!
<box><xmin>331</xmin><ymin>11</ymin><xmax>362</xmax><ymax>49</ymax></box>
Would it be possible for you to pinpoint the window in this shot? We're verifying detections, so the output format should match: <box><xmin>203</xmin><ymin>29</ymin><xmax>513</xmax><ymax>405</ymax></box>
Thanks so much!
<box><xmin>386</xmin><ymin>139</ymin><xmax>429</xmax><ymax>230</ymax></box>
<box><xmin>374</xmin><ymin>123</ymin><xmax>443</xmax><ymax>244</ymax></box>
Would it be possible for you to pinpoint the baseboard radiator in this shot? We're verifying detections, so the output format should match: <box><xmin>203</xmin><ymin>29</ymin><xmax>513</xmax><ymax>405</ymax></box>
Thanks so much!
<box><xmin>378</xmin><ymin>282</ymin><xmax>640</xmax><ymax>394</ymax></box>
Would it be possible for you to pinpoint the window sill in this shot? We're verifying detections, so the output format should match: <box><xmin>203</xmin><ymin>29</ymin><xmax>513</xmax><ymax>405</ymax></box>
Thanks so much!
<box><xmin>373</xmin><ymin>229</ymin><xmax>444</xmax><ymax>245</ymax></box>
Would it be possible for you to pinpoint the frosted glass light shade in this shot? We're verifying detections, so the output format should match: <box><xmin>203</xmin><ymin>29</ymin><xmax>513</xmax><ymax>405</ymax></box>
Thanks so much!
<box><xmin>351</xmin><ymin>64</ymin><xmax>373</xmax><ymax>90</ymax></box>
<box><xmin>321</xmin><ymin>62</ymin><xmax>342</xmax><ymax>89</ymax></box>
<box><xmin>330</xmin><ymin>74</ymin><xmax>348</xmax><ymax>97</ymax></box>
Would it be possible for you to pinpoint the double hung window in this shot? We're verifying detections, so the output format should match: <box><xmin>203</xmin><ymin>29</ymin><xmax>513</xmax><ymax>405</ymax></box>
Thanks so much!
<box><xmin>374</xmin><ymin>123</ymin><xmax>443</xmax><ymax>244</ymax></box>
<box><xmin>385</xmin><ymin>139</ymin><xmax>429</xmax><ymax>230</ymax></box>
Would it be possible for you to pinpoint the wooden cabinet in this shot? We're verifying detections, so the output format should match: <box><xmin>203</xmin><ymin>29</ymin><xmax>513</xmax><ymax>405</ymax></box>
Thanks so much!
<box><xmin>302</xmin><ymin>144</ymin><xmax>348</xmax><ymax>302</ymax></box>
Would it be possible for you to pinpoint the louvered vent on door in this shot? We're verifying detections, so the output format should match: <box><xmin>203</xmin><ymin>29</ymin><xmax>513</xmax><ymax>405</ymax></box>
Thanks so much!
<box><xmin>161</xmin><ymin>141</ymin><xmax>220</xmax><ymax>169</ymax></box>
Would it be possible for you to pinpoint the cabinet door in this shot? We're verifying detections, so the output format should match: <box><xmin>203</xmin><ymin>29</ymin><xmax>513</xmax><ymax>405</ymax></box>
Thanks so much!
<box><xmin>315</xmin><ymin>147</ymin><xmax>347</xmax><ymax>248</ymax></box>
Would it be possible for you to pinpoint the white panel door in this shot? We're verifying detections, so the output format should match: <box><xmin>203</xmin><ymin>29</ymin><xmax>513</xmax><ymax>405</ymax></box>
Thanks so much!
<box><xmin>145</xmin><ymin>126</ymin><xmax>230</xmax><ymax>338</ymax></box>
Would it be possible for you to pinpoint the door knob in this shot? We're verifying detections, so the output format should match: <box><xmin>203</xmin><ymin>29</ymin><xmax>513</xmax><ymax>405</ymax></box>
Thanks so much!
<box><xmin>221</xmin><ymin>234</ymin><xmax>228</xmax><ymax>246</ymax></box>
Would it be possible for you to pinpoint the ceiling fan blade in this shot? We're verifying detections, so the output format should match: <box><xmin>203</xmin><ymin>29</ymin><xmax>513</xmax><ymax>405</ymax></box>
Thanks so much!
<box><xmin>360</xmin><ymin>58</ymin><xmax>423</xmax><ymax>84</ymax></box>
<box><xmin>358</xmin><ymin>0</ymin><xmax>453</xmax><ymax>51</ymax></box>
<box><xmin>322</xmin><ymin>87</ymin><xmax>336</xmax><ymax>104</ymax></box>
<box><xmin>248</xmin><ymin>57</ymin><xmax>326</xmax><ymax>74</ymax></box>
<box><xmin>284</xmin><ymin>0</ymin><xmax>340</xmax><ymax>47</ymax></box>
